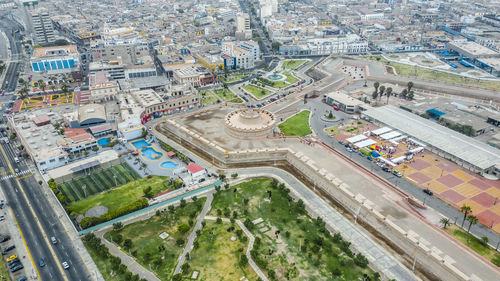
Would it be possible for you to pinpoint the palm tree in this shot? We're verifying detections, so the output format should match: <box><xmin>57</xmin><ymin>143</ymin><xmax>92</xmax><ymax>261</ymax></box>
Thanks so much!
<box><xmin>17</xmin><ymin>87</ymin><xmax>29</xmax><ymax>100</ymax></box>
<box><xmin>372</xmin><ymin>91</ymin><xmax>378</xmax><ymax>100</ymax></box>
<box><xmin>407</xmin><ymin>81</ymin><xmax>414</xmax><ymax>92</ymax></box>
<box><xmin>386</xmin><ymin>87</ymin><xmax>392</xmax><ymax>104</ymax></box>
<box><xmin>440</xmin><ymin>218</ymin><xmax>450</xmax><ymax>229</ymax></box>
<box><xmin>373</xmin><ymin>81</ymin><xmax>379</xmax><ymax>95</ymax></box>
<box><xmin>50</xmin><ymin>85</ymin><xmax>56</xmax><ymax>93</ymax></box>
<box><xmin>400</xmin><ymin>89</ymin><xmax>408</xmax><ymax>99</ymax></box>
<box><xmin>408</xmin><ymin>90</ymin><xmax>414</xmax><ymax>100</ymax></box>
<box><xmin>466</xmin><ymin>215</ymin><xmax>478</xmax><ymax>233</ymax></box>
<box><xmin>378</xmin><ymin>85</ymin><xmax>385</xmax><ymax>100</ymax></box>
<box><xmin>38</xmin><ymin>79</ymin><xmax>46</xmax><ymax>93</ymax></box>
<box><xmin>460</xmin><ymin>205</ymin><xmax>472</xmax><ymax>227</ymax></box>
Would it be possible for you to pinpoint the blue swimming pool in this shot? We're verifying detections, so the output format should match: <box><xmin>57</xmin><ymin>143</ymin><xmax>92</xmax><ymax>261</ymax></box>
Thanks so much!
<box><xmin>141</xmin><ymin>147</ymin><xmax>163</xmax><ymax>160</ymax></box>
<box><xmin>98</xmin><ymin>138</ymin><xmax>110</xmax><ymax>146</ymax></box>
<box><xmin>161</xmin><ymin>161</ymin><xmax>180</xmax><ymax>169</ymax></box>
<box><xmin>131</xmin><ymin>139</ymin><xmax>150</xmax><ymax>150</ymax></box>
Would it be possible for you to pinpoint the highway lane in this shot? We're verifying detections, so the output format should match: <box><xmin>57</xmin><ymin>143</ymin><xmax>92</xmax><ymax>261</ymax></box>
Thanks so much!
<box><xmin>0</xmin><ymin>142</ymin><xmax>64</xmax><ymax>281</ymax></box>
<box><xmin>1</xmin><ymin>140</ymin><xmax>92</xmax><ymax>281</ymax></box>
<box><xmin>0</xmin><ymin>18</ymin><xmax>22</xmax><ymax>92</ymax></box>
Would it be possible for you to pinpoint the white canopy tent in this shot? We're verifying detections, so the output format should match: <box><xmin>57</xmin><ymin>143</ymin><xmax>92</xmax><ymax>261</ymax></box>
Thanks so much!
<box><xmin>380</xmin><ymin>131</ymin><xmax>402</xmax><ymax>140</ymax></box>
<box><xmin>346</xmin><ymin>134</ymin><xmax>367</xmax><ymax>144</ymax></box>
<box><xmin>371</xmin><ymin>127</ymin><xmax>392</xmax><ymax>136</ymax></box>
<box><xmin>379</xmin><ymin>157</ymin><xmax>397</xmax><ymax>167</ymax></box>
<box><xmin>354</xmin><ymin>139</ymin><xmax>377</xmax><ymax>148</ymax></box>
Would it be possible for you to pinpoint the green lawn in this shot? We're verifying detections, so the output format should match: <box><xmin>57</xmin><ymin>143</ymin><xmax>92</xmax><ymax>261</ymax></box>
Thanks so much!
<box><xmin>213</xmin><ymin>88</ymin><xmax>243</xmax><ymax>103</ymax></box>
<box><xmin>325</xmin><ymin>125</ymin><xmax>339</xmax><ymax>135</ymax></box>
<box><xmin>363</xmin><ymin>56</ymin><xmax>500</xmax><ymax>91</ymax></box>
<box><xmin>69</xmin><ymin>175</ymin><xmax>172</xmax><ymax>217</ymax></box>
<box><xmin>221</xmin><ymin>73</ymin><xmax>251</xmax><ymax>83</ymax></box>
<box><xmin>199</xmin><ymin>90</ymin><xmax>219</xmax><ymax>105</ymax></box>
<box><xmin>208</xmin><ymin>178</ymin><xmax>377</xmax><ymax>280</ymax></box>
<box><xmin>104</xmin><ymin>198</ymin><xmax>206</xmax><ymax>280</ymax></box>
<box><xmin>0</xmin><ymin>258</ymin><xmax>8</xmax><ymax>281</ymax></box>
<box><xmin>282</xmin><ymin>60</ymin><xmax>307</xmax><ymax>70</ymax></box>
<box><xmin>283</xmin><ymin>71</ymin><xmax>299</xmax><ymax>84</ymax></box>
<box><xmin>278</xmin><ymin>110</ymin><xmax>312</xmax><ymax>136</ymax></box>
<box><xmin>444</xmin><ymin>225</ymin><xmax>500</xmax><ymax>266</ymax></box>
<box><xmin>242</xmin><ymin>84</ymin><xmax>272</xmax><ymax>99</ymax></box>
<box><xmin>189</xmin><ymin>221</ymin><xmax>259</xmax><ymax>281</ymax></box>
<box><xmin>58</xmin><ymin>163</ymin><xmax>140</xmax><ymax>203</ymax></box>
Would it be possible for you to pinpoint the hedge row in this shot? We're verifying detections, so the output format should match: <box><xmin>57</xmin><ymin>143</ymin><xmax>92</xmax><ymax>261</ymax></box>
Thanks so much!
<box><xmin>79</xmin><ymin>198</ymin><xmax>148</xmax><ymax>229</ymax></box>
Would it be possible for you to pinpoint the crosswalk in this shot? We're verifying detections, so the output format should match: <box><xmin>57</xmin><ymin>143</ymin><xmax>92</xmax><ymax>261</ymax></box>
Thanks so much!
<box><xmin>0</xmin><ymin>169</ymin><xmax>31</xmax><ymax>181</ymax></box>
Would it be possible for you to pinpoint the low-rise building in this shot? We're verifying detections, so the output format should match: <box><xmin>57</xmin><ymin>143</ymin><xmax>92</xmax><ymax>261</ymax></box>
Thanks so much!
<box><xmin>324</xmin><ymin>91</ymin><xmax>369</xmax><ymax>113</ymax></box>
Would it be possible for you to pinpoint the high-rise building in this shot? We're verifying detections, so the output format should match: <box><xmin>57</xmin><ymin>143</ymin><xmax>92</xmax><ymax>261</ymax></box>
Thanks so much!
<box><xmin>31</xmin><ymin>9</ymin><xmax>56</xmax><ymax>44</ymax></box>
<box><xmin>236</xmin><ymin>13</ymin><xmax>250</xmax><ymax>33</ymax></box>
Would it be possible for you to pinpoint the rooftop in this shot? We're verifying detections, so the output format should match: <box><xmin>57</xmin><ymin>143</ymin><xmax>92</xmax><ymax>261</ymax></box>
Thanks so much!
<box><xmin>362</xmin><ymin>105</ymin><xmax>500</xmax><ymax>170</ymax></box>
<box><xmin>33</xmin><ymin>45</ymin><xmax>78</xmax><ymax>57</ymax></box>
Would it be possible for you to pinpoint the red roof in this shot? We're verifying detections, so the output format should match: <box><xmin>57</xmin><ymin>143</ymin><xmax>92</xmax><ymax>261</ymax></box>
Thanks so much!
<box><xmin>186</xmin><ymin>163</ymin><xmax>204</xmax><ymax>174</ymax></box>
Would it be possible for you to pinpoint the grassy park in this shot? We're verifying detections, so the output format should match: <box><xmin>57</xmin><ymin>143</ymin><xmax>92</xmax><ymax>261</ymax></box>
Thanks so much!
<box><xmin>363</xmin><ymin>56</ymin><xmax>500</xmax><ymax>91</ymax></box>
<box><xmin>69</xmin><ymin>175</ymin><xmax>176</xmax><ymax>217</ymax></box>
<box><xmin>208</xmin><ymin>178</ymin><xmax>378</xmax><ymax>280</ymax></box>
<box><xmin>283</xmin><ymin>71</ymin><xmax>299</xmax><ymax>84</ymax></box>
<box><xmin>278</xmin><ymin>110</ymin><xmax>312</xmax><ymax>136</ymax></box>
<box><xmin>189</xmin><ymin>221</ymin><xmax>259</xmax><ymax>281</ymax></box>
<box><xmin>243</xmin><ymin>84</ymin><xmax>272</xmax><ymax>99</ymax></box>
<box><xmin>104</xmin><ymin>198</ymin><xmax>206</xmax><ymax>280</ymax></box>
<box><xmin>0</xmin><ymin>259</ymin><xmax>8</xmax><ymax>281</ymax></box>
<box><xmin>213</xmin><ymin>88</ymin><xmax>243</xmax><ymax>103</ymax></box>
<box><xmin>220</xmin><ymin>72</ymin><xmax>251</xmax><ymax>83</ymax></box>
<box><xmin>444</xmin><ymin>225</ymin><xmax>500</xmax><ymax>266</ymax></box>
<box><xmin>282</xmin><ymin>60</ymin><xmax>307</xmax><ymax>70</ymax></box>
<box><xmin>325</xmin><ymin>125</ymin><xmax>340</xmax><ymax>135</ymax></box>
<box><xmin>57</xmin><ymin>163</ymin><xmax>140</xmax><ymax>203</ymax></box>
<box><xmin>199</xmin><ymin>90</ymin><xmax>219</xmax><ymax>105</ymax></box>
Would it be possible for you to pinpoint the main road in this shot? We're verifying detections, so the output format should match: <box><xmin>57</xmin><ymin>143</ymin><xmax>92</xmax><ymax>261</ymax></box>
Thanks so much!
<box><xmin>0</xmin><ymin>131</ymin><xmax>92</xmax><ymax>280</ymax></box>
<box><xmin>0</xmin><ymin>16</ymin><xmax>23</xmax><ymax>93</ymax></box>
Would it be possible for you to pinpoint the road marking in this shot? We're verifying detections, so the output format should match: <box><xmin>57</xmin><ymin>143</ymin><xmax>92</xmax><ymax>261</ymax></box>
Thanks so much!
<box><xmin>0</xmin><ymin>144</ymin><xmax>69</xmax><ymax>281</ymax></box>
<box><xmin>16</xmin><ymin>174</ymin><xmax>32</xmax><ymax>180</ymax></box>
<box><xmin>11</xmin><ymin>208</ymin><xmax>41</xmax><ymax>280</ymax></box>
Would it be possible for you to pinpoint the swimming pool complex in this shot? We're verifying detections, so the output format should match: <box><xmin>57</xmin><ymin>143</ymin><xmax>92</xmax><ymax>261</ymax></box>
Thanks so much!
<box><xmin>97</xmin><ymin>138</ymin><xmax>110</xmax><ymax>146</ymax></box>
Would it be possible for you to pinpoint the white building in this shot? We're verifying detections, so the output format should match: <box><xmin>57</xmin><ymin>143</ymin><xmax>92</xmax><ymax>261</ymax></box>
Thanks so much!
<box><xmin>186</xmin><ymin>163</ymin><xmax>206</xmax><ymax>178</ymax></box>
<box><xmin>222</xmin><ymin>42</ymin><xmax>255</xmax><ymax>69</ymax></box>
<box><xmin>31</xmin><ymin>8</ymin><xmax>56</xmax><ymax>44</ymax></box>
<box><xmin>239</xmin><ymin>41</ymin><xmax>260</xmax><ymax>61</ymax></box>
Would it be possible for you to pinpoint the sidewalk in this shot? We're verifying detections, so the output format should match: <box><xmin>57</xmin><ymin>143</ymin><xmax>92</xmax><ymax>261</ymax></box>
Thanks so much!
<box><xmin>236</xmin><ymin>220</ymin><xmax>269</xmax><ymax>281</ymax></box>
<box><xmin>28</xmin><ymin>161</ymin><xmax>105</xmax><ymax>281</ymax></box>
<box><xmin>96</xmin><ymin>231</ymin><xmax>161</xmax><ymax>281</ymax></box>
<box><xmin>0</xmin><ymin>186</ymin><xmax>38</xmax><ymax>280</ymax></box>
<box><xmin>174</xmin><ymin>193</ymin><xmax>213</xmax><ymax>274</ymax></box>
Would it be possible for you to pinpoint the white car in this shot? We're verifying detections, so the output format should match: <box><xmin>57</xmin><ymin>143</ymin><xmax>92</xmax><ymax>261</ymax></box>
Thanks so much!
<box><xmin>62</xmin><ymin>261</ymin><xmax>70</xmax><ymax>269</ymax></box>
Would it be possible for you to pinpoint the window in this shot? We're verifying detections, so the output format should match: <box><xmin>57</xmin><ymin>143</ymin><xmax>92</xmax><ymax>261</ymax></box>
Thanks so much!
<box><xmin>49</xmin><ymin>159</ymin><xmax>56</xmax><ymax>163</ymax></box>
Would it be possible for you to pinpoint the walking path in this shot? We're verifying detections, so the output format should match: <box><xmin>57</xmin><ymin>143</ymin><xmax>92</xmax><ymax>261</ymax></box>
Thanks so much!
<box><xmin>236</xmin><ymin>220</ymin><xmax>269</xmax><ymax>281</ymax></box>
<box><xmin>96</xmin><ymin>231</ymin><xmax>161</xmax><ymax>281</ymax></box>
<box><xmin>174</xmin><ymin>193</ymin><xmax>214</xmax><ymax>275</ymax></box>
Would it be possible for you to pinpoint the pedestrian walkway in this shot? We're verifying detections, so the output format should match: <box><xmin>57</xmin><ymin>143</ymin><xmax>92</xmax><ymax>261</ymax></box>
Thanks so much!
<box><xmin>236</xmin><ymin>220</ymin><xmax>269</xmax><ymax>281</ymax></box>
<box><xmin>174</xmin><ymin>193</ymin><xmax>214</xmax><ymax>274</ymax></box>
<box><xmin>96</xmin><ymin>231</ymin><xmax>161</xmax><ymax>281</ymax></box>
<box><xmin>0</xmin><ymin>169</ymin><xmax>31</xmax><ymax>181</ymax></box>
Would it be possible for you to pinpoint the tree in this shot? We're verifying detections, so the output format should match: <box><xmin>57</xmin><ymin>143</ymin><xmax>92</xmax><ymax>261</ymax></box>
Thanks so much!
<box><xmin>372</xmin><ymin>91</ymin><xmax>378</xmax><ymax>100</ymax></box>
<box><xmin>112</xmin><ymin>222</ymin><xmax>123</xmax><ymax>231</ymax></box>
<box><xmin>440</xmin><ymin>218</ymin><xmax>450</xmax><ymax>229</ymax></box>
<box><xmin>143</xmin><ymin>186</ymin><xmax>154</xmax><ymax>199</ymax></box>
<box><xmin>408</xmin><ymin>91</ymin><xmax>414</xmax><ymax>100</ymax></box>
<box><xmin>407</xmin><ymin>81</ymin><xmax>414</xmax><ymax>92</ymax></box>
<box><xmin>37</xmin><ymin>79</ymin><xmax>46</xmax><ymax>93</ymax></box>
<box><xmin>231</xmin><ymin>173</ymin><xmax>238</xmax><ymax>179</ymax></box>
<box><xmin>123</xmin><ymin>239</ymin><xmax>132</xmax><ymax>250</ymax></box>
<box><xmin>378</xmin><ymin>85</ymin><xmax>385</xmax><ymax>100</ymax></box>
<box><xmin>373</xmin><ymin>81</ymin><xmax>379</xmax><ymax>94</ymax></box>
<box><xmin>181</xmin><ymin>262</ymin><xmax>190</xmax><ymax>274</ymax></box>
<box><xmin>466</xmin><ymin>215</ymin><xmax>478</xmax><ymax>233</ymax></box>
<box><xmin>219</xmin><ymin>174</ymin><xmax>226</xmax><ymax>181</ymax></box>
<box><xmin>480</xmin><ymin>236</ymin><xmax>489</xmax><ymax>246</ymax></box>
<box><xmin>460</xmin><ymin>205</ymin><xmax>472</xmax><ymax>227</ymax></box>
<box><xmin>17</xmin><ymin>87</ymin><xmax>29</xmax><ymax>100</ymax></box>
<box><xmin>240</xmin><ymin>254</ymin><xmax>248</xmax><ymax>266</ymax></box>
<box><xmin>386</xmin><ymin>87</ymin><xmax>392</xmax><ymax>104</ymax></box>
<box><xmin>271</xmin><ymin>41</ymin><xmax>282</xmax><ymax>52</ymax></box>
<box><xmin>178</xmin><ymin>224</ymin><xmax>190</xmax><ymax>235</ymax></box>
<box><xmin>400</xmin><ymin>88</ymin><xmax>408</xmax><ymax>99</ymax></box>
<box><xmin>172</xmin><ymin>274</ymin><xmax>183</xmax><ymax>281</ymax></box>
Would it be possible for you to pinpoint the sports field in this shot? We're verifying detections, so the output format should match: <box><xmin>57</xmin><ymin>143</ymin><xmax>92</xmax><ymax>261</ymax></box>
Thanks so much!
<box><xmin>57</xmin><ymin>163</ymin><xmax>140</xmax><ymax>203</ymax></box>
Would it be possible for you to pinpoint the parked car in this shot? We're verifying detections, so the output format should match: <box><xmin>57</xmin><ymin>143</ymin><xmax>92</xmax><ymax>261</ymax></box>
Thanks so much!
<box><xmin>11</xmin><ymin>264</ymin><xmax>23</xmax><ymax>272</ymax></box>
<box><xmin>382</xmin><ymin>167</ymin><xmax>391</xmax><ymax>173</ymax></box>
<box><xmin>6</xmin><ymin>255</ymin><xmax>17</xmax><ymax>262</ymax></box>
<box><xmin>392</xmin><ymin>170</ymin><xmax>402</xmax><ymax>177</ymax></box>
<box><xmin>367</xmin><ymin>156</ymin><xmax>373</xmax><ymax>161</ymax></box>
<box><xmin>51</xmin><ymin>237</ymin><xmax>57</xmax><ymax>244</ymax></box>
<box><xmin>7</xmin><ymin>258</ymin><xmax>19</xmax><ymax>267</ymax></box>
<box><xmin>2</xmin><ymin>245</ymin><xmax>15</xmax><ymax>255</ymax></box>
<box><xmin>333</xmin><ymin>107</ymin><xmax>340</xmax><ymax>111</ymax></box>
<box><xmin>17</xmin><ymin>276</ymin><xmax>27</xmax><ymax>281</ymax></box>
<box><xmin>62</xmin><ymin>261</ymin><xmax>70</xmax><ymax>269</ymax></box>
<box><xmin>423</xmin><ymin>189</ymin><xmax>433</xmax><ymax>196</ymax></box>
